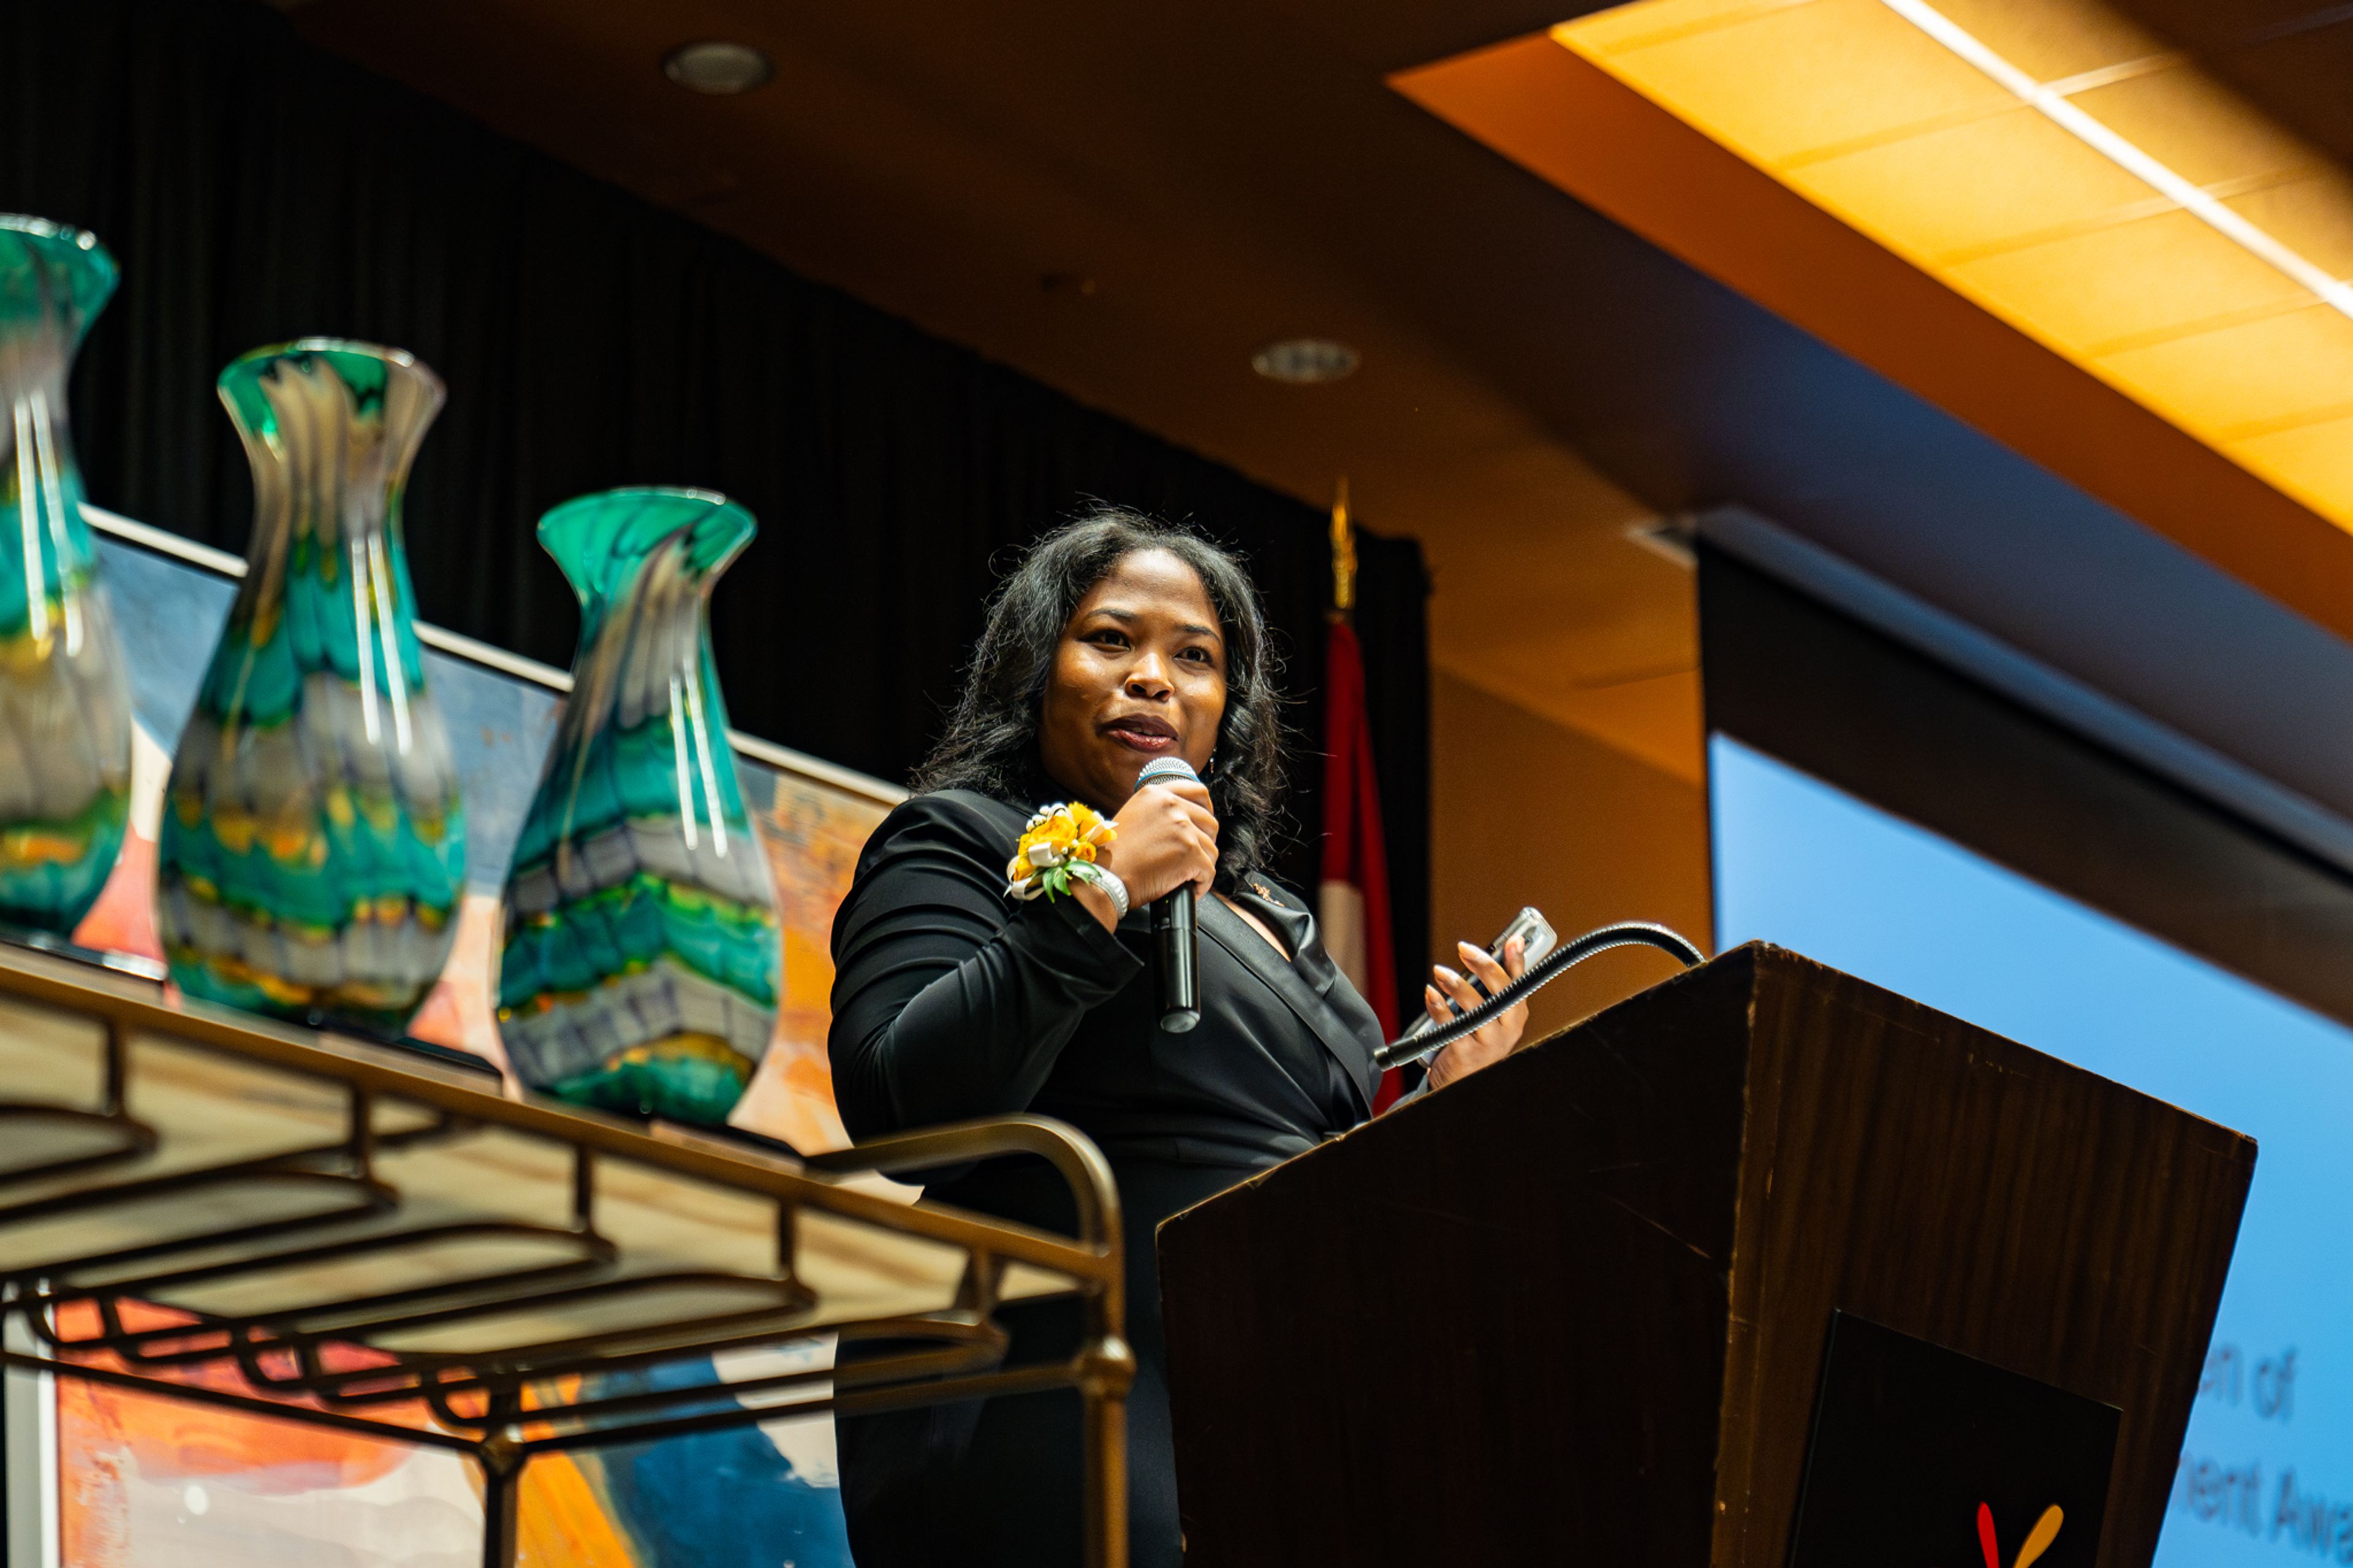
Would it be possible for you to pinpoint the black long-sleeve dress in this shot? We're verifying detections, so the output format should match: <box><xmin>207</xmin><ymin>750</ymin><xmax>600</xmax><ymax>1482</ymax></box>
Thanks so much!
<box><xmin>827</xmin><ymin>788</ymin><xmax>1393</xmax><ymax>1567</ymax></box>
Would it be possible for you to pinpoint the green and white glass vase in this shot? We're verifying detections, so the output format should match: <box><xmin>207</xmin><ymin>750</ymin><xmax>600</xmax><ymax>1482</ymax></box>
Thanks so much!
<box><xmin>0</xmin><ymin>216</ymin><xmax>133</xmax><ymax>934</ymax></box>
<box><xmin>496</xmin><ymin>487</ymin><xmax>779</xmax><ymax>1125</ymax></box>
<box><xmin>155</xmin><ymin>340</ymin><xmax>466</xmax><ymax>1032</ymax></box>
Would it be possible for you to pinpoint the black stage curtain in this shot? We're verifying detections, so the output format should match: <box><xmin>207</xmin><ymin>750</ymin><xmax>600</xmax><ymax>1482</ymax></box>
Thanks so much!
<box><xmin>0</xmin><ymin>0</ymin><xmax>1431</xmax><ymax>1021</ymax></box>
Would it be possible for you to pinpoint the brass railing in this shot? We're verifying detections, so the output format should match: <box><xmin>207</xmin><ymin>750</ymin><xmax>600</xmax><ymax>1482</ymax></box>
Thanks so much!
<box><xmin>0</xmin><ymin>940</ymin><xmax>1130</xmax><ymax>1568</ymax></box>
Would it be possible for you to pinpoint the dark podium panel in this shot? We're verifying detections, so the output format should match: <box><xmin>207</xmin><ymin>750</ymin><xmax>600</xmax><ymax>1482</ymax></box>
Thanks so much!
<box><xmin>1158</xmin><ymin>944</ymin><xmax>2254</xmax><ymax>1568</ymax></box>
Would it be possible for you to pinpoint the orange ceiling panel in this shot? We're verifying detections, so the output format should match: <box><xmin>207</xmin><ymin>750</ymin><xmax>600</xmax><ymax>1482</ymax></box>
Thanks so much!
<box><xmin>1945</xmin><ymin>210</ymin><xmax>2309</xmax><ymax>350</ymax></box>
<box><xmin>1393</xmin><ymin>9</ymin><xmax>2353</xmax><ymax>645</ymax></box>
<box><xmin>2102</xmin><ymin>306</ymin><xmax>2353</xmax><ymax>437</ymax></box>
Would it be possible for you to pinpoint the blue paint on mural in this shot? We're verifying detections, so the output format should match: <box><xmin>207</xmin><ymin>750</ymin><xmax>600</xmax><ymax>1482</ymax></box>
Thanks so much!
<box><xmin>97</xmin><ymin>536</ymin><xmax>233</xmax><ymax>750</ymax></box>
<box><xmin>578</xmin><ymin>1357</ymin><xmax>857</xmax><ymax>1568</ymax></box>
<box><xmin>425</xmin><ymin>653</ymin><xmax>559</xmax><ymax>890</ymax></box>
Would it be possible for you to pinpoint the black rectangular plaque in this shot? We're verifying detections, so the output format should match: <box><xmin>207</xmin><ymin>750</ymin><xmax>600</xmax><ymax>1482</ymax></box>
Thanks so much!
<box><xmin>1788</xmin><ymin>1313</ymin><xmax>2122</xmax><ymax>1568</ymax></box>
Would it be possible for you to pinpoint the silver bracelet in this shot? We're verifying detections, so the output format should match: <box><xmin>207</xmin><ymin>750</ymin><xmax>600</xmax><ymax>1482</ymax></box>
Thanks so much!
<box><xmin>1084</xmin><ymin>865</ymin><xmax>1131</xmax><ymax>920</ymax></box>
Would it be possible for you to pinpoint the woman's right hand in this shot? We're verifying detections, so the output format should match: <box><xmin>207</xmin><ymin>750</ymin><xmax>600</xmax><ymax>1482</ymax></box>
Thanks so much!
<box><xmin>1079</xmin><ymin>779</ymin><xmax>1218</xmax><ymax>931</ymax></box>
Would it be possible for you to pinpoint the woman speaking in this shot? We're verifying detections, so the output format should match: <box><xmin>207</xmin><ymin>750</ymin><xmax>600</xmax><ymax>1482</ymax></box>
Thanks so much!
<box><xmin>828</xmin><ymin>509</ymin><xmax>1528</xmax><ymax>1567</ymax></box>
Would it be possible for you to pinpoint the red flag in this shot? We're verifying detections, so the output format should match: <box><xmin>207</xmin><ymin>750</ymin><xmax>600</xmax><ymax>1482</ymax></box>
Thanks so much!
<box><xmin>1319</xmin><ymin>618</ymin><xmax>1405</xmax><ymax>1111</ymax></box>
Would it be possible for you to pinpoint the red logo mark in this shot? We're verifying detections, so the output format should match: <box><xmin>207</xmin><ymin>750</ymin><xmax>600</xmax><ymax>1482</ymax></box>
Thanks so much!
<box><xmin>1977</xmin><ymin>1501</ymin><xmax>2064</xmax><ymax>1568</ymax></box>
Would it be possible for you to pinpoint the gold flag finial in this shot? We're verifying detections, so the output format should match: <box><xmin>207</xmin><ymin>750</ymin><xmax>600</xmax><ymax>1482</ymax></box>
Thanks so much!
<box><xmin>1328</xmin><ymin>475</ymin><xmax>1357</xmax><ymax>618</ymax></box>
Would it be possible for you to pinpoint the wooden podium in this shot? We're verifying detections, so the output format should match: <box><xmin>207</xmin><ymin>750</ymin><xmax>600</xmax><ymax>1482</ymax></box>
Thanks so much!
<box><xmin>1158</xmin><ymin>944</ymin><xmax>2254</xmax><ymax>1568</ymax></box>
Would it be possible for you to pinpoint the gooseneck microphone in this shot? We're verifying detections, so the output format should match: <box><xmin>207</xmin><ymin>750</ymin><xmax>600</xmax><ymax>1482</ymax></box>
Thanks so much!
<box><xmin>1370</xmin><ymin>921</ymin><xmax>1705</xmax><ymax>1071</ymax></box>
<box><xmin>1133</xmin><ymin>756</ymin><xmax>1202</xmax><ymax>1033</ymax></box>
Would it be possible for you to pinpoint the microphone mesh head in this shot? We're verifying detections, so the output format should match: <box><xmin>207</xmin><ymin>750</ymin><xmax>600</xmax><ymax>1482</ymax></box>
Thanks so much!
<box><xmin>1135</xmin><ymin>757</ymin><xmax>1200</xmax><ymax>787</ymax></box>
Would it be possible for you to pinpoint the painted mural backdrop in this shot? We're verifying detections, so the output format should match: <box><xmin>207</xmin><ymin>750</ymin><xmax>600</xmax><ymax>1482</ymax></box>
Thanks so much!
<box><xmin>48</xmin><ymin>521</ymin><xmax>893</xmax><ymax>1567</ymax></box>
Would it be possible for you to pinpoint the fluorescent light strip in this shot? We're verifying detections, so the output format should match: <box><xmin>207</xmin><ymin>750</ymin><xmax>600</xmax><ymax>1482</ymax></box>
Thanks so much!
<box><xmin>1879</xmin><ymin>0</ymin><xmax>2353</xmax><ymax>321</ymax></box>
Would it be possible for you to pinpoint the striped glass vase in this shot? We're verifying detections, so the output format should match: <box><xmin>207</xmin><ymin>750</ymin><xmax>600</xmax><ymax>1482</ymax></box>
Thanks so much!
<box><xmin>155</xmin><ymin>339</ymin><xmax>466</xmax><ymax>1032</ymax></box>
<box><xmin>0</xmin><ymin>216</ymin><xmax>132</xmax><ymax>935</ymax></box>
<box><xmin>495</xmin><ymin>487</ymin><xmax>779</xmax><ymax>1125</ymax></box>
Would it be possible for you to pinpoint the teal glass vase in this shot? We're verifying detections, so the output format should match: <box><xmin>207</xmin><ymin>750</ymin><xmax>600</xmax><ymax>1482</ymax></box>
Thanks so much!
<box><xmin>0</xmin><ymin>216</ymin><xmax>133</xmax><ymax>934</ymax></box>
<box><xmin>155</xmin><ymin>339</ymin><xmax>466</xmax><ymax>1032</ymax></box>
<box><xmin>496</xmin><ymin>487</ymin><xmax>779</xmax><ymax>1125</ymax></box>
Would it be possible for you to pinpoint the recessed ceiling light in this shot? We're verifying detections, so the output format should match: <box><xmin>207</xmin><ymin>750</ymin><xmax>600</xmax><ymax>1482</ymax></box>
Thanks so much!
<box><xmin>663</xmin><ymin>41</ymin><xmax>774</xmax><ymax>96</ymax></box>
<box><xmin>1251</xmin><ymin>338</ymin><xmax>1360</xmax><ymax>385</ymax></box>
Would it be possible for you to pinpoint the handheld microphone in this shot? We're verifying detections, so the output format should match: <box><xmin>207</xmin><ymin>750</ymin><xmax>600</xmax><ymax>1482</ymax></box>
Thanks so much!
<box><xmin>1134</xmin><ymin>756</ymin><xmax>1202</xmax><ymax>1034</ymax></box>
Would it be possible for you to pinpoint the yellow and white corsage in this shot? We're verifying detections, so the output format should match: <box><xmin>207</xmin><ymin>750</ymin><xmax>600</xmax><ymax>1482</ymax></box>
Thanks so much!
<box><xmin>1007</xmin><ymin>802</ymin><xmax>1127</xmax><ymax>917</ymax></box>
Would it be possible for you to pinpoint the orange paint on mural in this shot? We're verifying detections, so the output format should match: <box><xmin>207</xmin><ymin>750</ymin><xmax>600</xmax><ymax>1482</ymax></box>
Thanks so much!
<box><xmin>53</xmin><ymin>1300</ymin><xmax>432</xmax><ymax>1496</ymax></box>
<box><xmin>729</xmin><ymin>774</ymin><xmax>890</xmax><ymax>1153</ymax></box>
<box><xmin>59</xmin><ymin>1377</ymin><xmax>414</xmax><ymax>1494</ymax></box>
<box><xmin>512</xmin><ymin>1451</ymin><xmax>643</xmax><ymax>1565</ymax></box>
<box><xmin>406</xmin><ymin>891</ymin><xmax>511</xmax><ymax>1069</ymax></box>
<box><xmin>72</xmin><ymin>826</ymin><xmax>161</xmax><ymax>963</ymax></box>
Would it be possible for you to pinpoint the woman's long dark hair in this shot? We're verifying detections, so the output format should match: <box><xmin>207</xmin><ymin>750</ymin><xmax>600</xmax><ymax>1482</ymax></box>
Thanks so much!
<box><xmin>914</xmin><ymin>507</ymin><xmax>1287</xmax><ymax>887</ymax></box>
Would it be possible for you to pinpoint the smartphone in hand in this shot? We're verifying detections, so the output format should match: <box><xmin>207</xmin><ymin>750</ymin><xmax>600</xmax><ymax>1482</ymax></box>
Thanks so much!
<box><xmin>1400</xmin><ymin>906</ymin><xmax>1558</xmax><ymax>1040</ymax></box>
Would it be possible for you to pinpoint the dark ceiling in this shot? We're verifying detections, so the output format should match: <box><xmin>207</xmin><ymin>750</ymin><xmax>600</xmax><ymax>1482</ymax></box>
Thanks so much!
<box><xmin>2116</xmin><ymin>0</ymin><xmax>2353</xmax><ymax>161</ymax></box>
<box><xmin>283</xmin><ymin>0</ymin><xmax>2353</xmax><ymax>827</ymax></box>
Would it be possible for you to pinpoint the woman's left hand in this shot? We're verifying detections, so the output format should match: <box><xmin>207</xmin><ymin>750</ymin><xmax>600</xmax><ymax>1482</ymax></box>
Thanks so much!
<box><xmin>1423</xmin><ymin>936</ymin><xmax>1529</xmax><ymax>1090</ymax></box>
